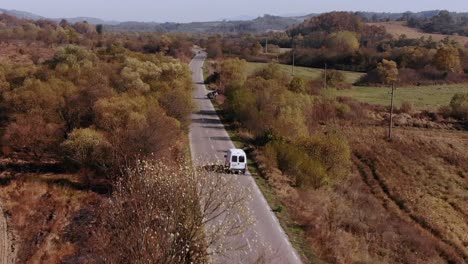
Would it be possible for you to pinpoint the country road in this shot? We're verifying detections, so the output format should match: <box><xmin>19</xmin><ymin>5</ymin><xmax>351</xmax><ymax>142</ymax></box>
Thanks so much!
<box><xmin>189</xmin><ymin>51</ymin><xmax>302</xmax><ymax>264</ymax></box>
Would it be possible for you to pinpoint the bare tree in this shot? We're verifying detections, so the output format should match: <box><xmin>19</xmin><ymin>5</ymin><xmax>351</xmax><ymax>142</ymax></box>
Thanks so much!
<box><xmin>94</xmin><ymin>160</ymin><xmax>255</xmax><ymax>264</ymax></box>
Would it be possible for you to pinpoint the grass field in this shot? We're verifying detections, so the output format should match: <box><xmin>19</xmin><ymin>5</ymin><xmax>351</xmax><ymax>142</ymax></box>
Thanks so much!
<box><xmin>335</xmin><ymin>84</ymin><xmax>468</xmax><ymax>110</ymax></box>
<box><xmin>367</xmin><ymin>21</ymin><xmax>468</xmax><ymax>46</ymax></box>
<box><xmin>246</xmin><ymin>62</ymin><xmax>468</xmax><ymax>110</ymax></box>
<box><xmin>246</xmin><ymin>62</ymin><xmax>364</xmax><ymax>84</ymax></box>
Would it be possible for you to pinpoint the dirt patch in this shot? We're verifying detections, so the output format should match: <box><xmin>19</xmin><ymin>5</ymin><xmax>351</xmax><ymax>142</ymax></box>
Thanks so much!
<box><xmin>0</xmin><ymin>170</ymin><xmax>102</xmax><ymax>263</ymax></box>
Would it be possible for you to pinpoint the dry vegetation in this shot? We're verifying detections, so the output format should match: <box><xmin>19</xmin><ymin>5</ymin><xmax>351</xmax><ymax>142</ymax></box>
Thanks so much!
<box><xmin>252</xmin><ymin>123</ymin><xmax>468</xmax><ymax>264</ymax></box>
<box><xmin>0</xmin><ymin>163</ymin><xmax>101</xmax><ymax>263</ymax></box>
<box><xmin>0</xmin><ymin>13</ymin><xmax>224</xmax><ymax>263</ymax></box>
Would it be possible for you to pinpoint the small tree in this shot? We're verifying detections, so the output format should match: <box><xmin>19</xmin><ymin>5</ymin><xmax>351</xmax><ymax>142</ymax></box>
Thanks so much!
<box><xmin>289</xmin><ymin>76</ymin><xmax>306</xmax><ymax>93</ymax></box>
<box><xmin>432</xmin><ymin>45</ymin><xmax>463</xmax><ymax>73</ymax></box>
<box><xmin>96</xmin><ymin>24</ymin><xmax>103</xmax><ymax>35</ymax></box>
<box><xmin>322</xmin><ymin>69</ymin><xmax>346</xmax><ymax>89</ymax></box>
<box><xmin>448</xmin><ymin>93</ymin><xmax>468</xmax><ymax>121</ymax></box>
<box><xmin>325</xmin><ymin>31</ymin><xmax>360</xmax><ymax>53</ymax></box>
<box><xmin>95</xmin><ymin>160</ymin><xmax>255</xmax><ymax>263</ymax></box>
<box><xmin>376</xmin><ymin>59</ymin><xmax>399</xmax><ymax>85</ymax></box>
<box><xmin>376</xmin><ymin>60</ymin><xmax>399</xmax><ymax>140</ymax></box>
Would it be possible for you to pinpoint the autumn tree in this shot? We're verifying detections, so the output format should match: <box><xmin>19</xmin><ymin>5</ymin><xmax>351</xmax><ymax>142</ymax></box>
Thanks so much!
<box><xmin>432</xmin><ymin>45</ymin><xmax>463</xmax><ymax>73</ymax></box>
<box><xmin>61</xmin><ymin>128</ymin><xmax>112</xmax><ymax>171</ymax></box>
<box><xmin>206</xmin><ymin>36</ymin><xmax>223</xmax><ymax>59</ymax></box>
<box><xmin>218</xmin><ymin>58</ymin><xmax>247</xmax><ymax>90</ymax></box>
<box><xmin>325</xmin><ymin>31</ymin><xmax>360</xmax><ymax>53</ymax></box>
<box><xmin>376</xmin><ymin>59</ymin><xmax>399</xmax><ymax>84</ymax></box>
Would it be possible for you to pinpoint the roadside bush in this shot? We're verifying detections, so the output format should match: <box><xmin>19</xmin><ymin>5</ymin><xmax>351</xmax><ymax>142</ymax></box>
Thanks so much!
<box><xmin>306</xmin><ymin>130</ymin><xmax>351</xmax><ymax>184</ymax></box>
<box><xmin>265</xmin><ymin>131</ymin><xmax>351</xmax><ymax>189</ymax></box>
<box><xmin>447</xmin><ymin>93</ymin><xmax>468</xmax><ymax>121</ymax></box>
<box><xmin>218</xmin><ymin>58</ymin><xmax>247</xmax><ymax>90</ymax></box>
<box><xmin>323</xmin><ymin>69</ymin><xmax>348</xmax><ymax>89</ymax></box>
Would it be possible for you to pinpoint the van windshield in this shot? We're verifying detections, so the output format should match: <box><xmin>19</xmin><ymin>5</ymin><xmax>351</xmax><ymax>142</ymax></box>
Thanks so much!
<box><xmin>239</xmin><ymin>156</ymin><xmax>245</xmax><ymax>163</ymax></box>
<box><xmin>231</xmin><ymin>156</ymin><xmax>238</xmax><ymax>162</ymax></box>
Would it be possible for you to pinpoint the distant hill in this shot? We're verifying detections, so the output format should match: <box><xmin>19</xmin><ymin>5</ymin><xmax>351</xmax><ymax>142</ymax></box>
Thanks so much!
<box><xmin>0</xmin><ymin>8</ymin><xmax>118</xmax><ymax>25</ymax></box>
<box><xmin>0</xmin><ymin>8</ymin><xmax>44</xmax><ymax>20</ymax></box>
<box><xmin>2</xmin><ymin>7</ymin><xmax>468</xmax><ymax>34</ymax></box>
<box><xmin>106</xmin><ymin>14</ymin><xmax>316</xmax><ymax>33</ymax></box>
<box><xmin>0</xmin><ymin>7</ymin><xmax>315</xmax><ymax>33</ymax></box>
<box><xmin>63</xmin><ymin>17</ymin><xmax>120</xmax><ymax>25</ymax></box>
<box><xmin>356</xmin><ymin>10</ymin><xmax>468</xmax><ymax>22</ymax></box>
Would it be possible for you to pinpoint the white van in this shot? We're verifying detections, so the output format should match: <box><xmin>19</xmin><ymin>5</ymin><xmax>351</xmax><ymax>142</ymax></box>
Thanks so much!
<box><xmin>224</xmin><ymin>149</ymin><xmax>247</xmax><ymax>174</ymax></box>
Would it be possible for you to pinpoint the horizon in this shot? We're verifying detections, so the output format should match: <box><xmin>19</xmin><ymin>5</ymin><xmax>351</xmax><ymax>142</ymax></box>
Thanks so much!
<box><xmin>1</xmin><ymin>0</ymin><xmax>468</xmax><ymax>23</ymax></box>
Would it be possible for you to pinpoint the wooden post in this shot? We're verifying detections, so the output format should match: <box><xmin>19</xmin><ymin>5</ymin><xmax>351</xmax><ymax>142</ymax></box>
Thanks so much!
<box><xmin>388</xmin><ymin>82</ymin><xmax>395</xmax><ymax>140</ymax></box>
<box><xmin>292</xmin><ymin>50</ymin><xmax>295</xmax><ymax>76</ymax></box>
<box><xmin>324</xmin><ymin>63</ymin><xmax>328</xmax><ymax>89</ymax></box>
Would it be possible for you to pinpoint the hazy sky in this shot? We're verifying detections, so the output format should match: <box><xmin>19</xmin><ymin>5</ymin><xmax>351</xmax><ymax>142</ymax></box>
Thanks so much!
<box><xmin>1</xmin><ymin>0</ymin><xmax>468</xmax><ymax>22</ymax></box>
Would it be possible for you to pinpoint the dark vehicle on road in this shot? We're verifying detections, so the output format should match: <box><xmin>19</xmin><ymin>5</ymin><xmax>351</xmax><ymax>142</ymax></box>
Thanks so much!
<box><xmin>207</xmin><ymin>90</ymin><xmax>218</xmax><ymax>99</ymax></box>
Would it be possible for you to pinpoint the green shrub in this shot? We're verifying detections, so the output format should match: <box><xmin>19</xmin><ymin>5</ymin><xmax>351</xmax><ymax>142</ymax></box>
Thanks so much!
<box><xmin>289</xmin><ymin>76</ymin><xmax>307</xmax><ymax>93</ymax></box>
<box><xmin>266</xmin><ymin>140</ymin><xmax>329</xmax><ymax>189</ymax></box>
<box><xmin>449</xmin><ymin>93</ymin><xmax>468</xmax><ymax>121</ymax></box>
<box><xmin>322</xmin><ymin>69</ymin><xmax>346</xmax><ymax>88</ymax></box>
<box><xmin>307</xmin><ymin>130</ymin><xmax>351</xmax><ymax>183</ymax></box>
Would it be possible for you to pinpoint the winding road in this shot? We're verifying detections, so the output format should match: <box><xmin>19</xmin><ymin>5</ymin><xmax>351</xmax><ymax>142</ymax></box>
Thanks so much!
<box><xmin>189</xmin><ymin>51</ymin><xmax>302</xmax><ymax>264</ymax></box>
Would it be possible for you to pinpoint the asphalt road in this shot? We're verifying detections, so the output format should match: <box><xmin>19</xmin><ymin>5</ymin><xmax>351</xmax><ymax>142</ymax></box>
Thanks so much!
<box><xmin>189</xmin><ymin>51</ymin><xmax>302</xmax><ymax>264</ymax></box>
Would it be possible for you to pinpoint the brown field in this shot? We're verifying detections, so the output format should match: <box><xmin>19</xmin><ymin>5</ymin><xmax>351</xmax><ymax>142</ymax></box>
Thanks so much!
<box><xmin>252</xmin><ymin>125</ymin><xmax>468</xmax><ymax>263</ymax></box>
<box><xmin>0</xmin><ymin>159</ymin><xmax>102</xmax><ymax>263</ymax></box>
<box><xmin>368</xmin><ymin>21</ymin><xmax>468</xmax><ymax>46</ymax></box>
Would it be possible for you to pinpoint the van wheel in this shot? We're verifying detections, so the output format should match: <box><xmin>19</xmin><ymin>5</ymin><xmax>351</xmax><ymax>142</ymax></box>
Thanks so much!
<box><xmin>242</xmin><ymin>170</ymin><xmax>246</xmax><ymax>174</ymax></box>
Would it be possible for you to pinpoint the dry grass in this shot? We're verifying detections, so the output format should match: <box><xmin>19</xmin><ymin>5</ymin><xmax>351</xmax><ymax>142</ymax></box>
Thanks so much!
<box><xmin>368</xmin><ymin>21</ymin><xmax>468</xmax><ymax>46</ymax></box>
<box><xmin>0</xmin><ymin>170</ymin><xmax>101</xmax><ymax>263</ymax></box>
<box><xmin>349</xmin><ymin>127</ymin><xmax>468</xmax><ymax>262</ymax></box>
<box><xmin>252</xmin><ymin>125</ymin><xmax>468</xmax><ymax>264</ymax></box>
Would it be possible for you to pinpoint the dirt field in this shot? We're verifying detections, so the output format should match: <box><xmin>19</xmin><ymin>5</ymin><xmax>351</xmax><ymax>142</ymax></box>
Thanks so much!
<box><xmin>368</xmin><ymin>21</ymin><xmax>468</xmax><ymax>46</ymax></box>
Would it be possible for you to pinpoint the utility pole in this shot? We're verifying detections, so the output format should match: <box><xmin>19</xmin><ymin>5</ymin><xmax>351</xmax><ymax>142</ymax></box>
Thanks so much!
<box><xmin>388</xmin><ymin>82</ymin><xmax>395</xmax><ymax>140</ymax></box>
<box><xmin>324</xmin><ymin>63</ymin><xmax>328</xmax><ymax>89</ymax></box>
<box><xmin>292</xmin><ymin>50</ymin><xmax>295</xmax><ymax>76</ymax></box>
<box><xmin>265</xmin><ymin>38</ymin><xmax>268</xmax><ymax>53</ymax></box>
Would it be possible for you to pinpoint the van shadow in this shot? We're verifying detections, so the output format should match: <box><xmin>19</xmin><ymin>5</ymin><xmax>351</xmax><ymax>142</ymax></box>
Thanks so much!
<box><xmin>209</xmin><ymin>136</ymin><xmax>232</xmax><ymax>141</ymax></box>
<box><xmin>197</xmin><ymin>110</ymin><xmax>219</xmax><ymax>116</ymax></box>
<box><xmin>192</xmin><ymin>118</ymin><xmax>222</xmax><ymax>125</ymax></box>
<box><xmin>202</xmin><ymin>125</ymin><xmax>225</xmax><ymax>130</ymax></box>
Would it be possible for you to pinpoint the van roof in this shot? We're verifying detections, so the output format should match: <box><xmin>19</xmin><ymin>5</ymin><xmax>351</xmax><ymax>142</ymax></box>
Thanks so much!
<box><xmin>228</xmin><ymin>148</ymin><xmax>246</xmax><ymax>155</ymax></box>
